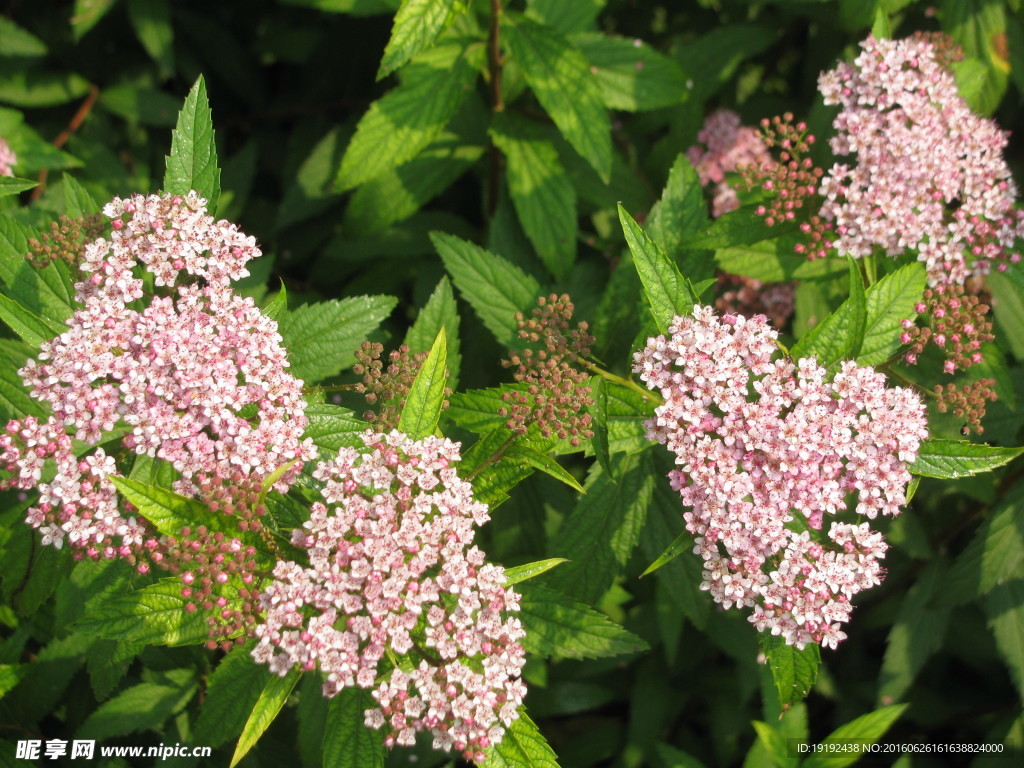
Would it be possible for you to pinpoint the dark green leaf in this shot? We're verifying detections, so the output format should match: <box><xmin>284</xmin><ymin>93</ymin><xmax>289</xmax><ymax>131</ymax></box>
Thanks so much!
<box><xmin>231</xmin><ymin>668</ymin><xmax>302</xmax><ymax>768</ymax></box>
<box><xmin>163</xmin><ymin>75</ymin><xmax>221</xmax><ymax>213</ymax></box>
<box><xmin>127</xmin><ymin>0</ymin><xmax>175</xmax><ymax>77</ymax></box>
<box><xmin>377</xmin><ymin>0</ymin><xmax>467</xmax><ymax>79</ymax></box>
<box><xmin>647</xmin><ymin>154</ymin><xmax>709</xmax><ymax>281</ymax></box>
<box><xmin>72</xmin><ymin>0</ymin><xmax>117</xmax><ymax>39</ymax></box>
<box><xmin>61</xmin><ymin>172</ymin><xmax>99</xmax><ymax>216</ymax></box>
<box><xmin>505</xmin><ymin>444</ymin><xmax>585</xmax><ymax>493</ymax></box>
<box><xmin>802</xmin><ymin>704</ymin><xmax>908</xmax><ymax>768</ymax></box>
<box><xmin>0</xmin><ymin>292</ymin><xmax>65</xmax><ymax>346</ymax></box>
<box><xmin>398</xmin><ymin>327</ymin><xmax>448</xmax><ymax>439</ymax></box>
<box><xmin>760</xmin><ymin>634</ymin><xmax>820</xmax><ymax>712</ymax></box>
<box><xmin>909</xmin><ymin>439</ymin><xmax>1024</xmax><ymax>479</ymax></box>
<box><xmin>322</xmin><ymin>687</ymin><xmax>386</xmax><ymax>768</ymax></box>
<box><xmin>77</xmin><ymin>670</ymin><xmax>198</xmax><ymax>740</ymax></box>
<box><xmin>0</xmin><ymin>70</ymin><xmax>91</xmax><ymax>107</ymax></box>
<box><xmin>100</xmin><ymin>85</ymin><xmax>181</xmax><ymax>127</ymax></box>
<box><xmin>640</xmin><ymin>528</ymin><xmax>695</xmax><ymax>578</ymax></box>
<box><xmin>984</xmin><ymin>579</ymin><xmax>1024</xmax><ymax>701</ymax></box>
<box><xmin>195</xmin><ymin>647</ymin><xmax>273</xmax><ymax>748</ymax></box>
<box><xmin>945</xmin><ymin>484</ymin><xmax>1024</xmax><ymax>604</ymax></box>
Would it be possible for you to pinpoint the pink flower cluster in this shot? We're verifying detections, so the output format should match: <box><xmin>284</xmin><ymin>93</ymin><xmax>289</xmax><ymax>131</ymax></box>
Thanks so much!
<box><xmin>634</xmin><ymin>306</ymin><xmax>928</xmax><ymax>648</ymax></box>
<box><xmin>252</xmin><ymin>431</ymin><xmax>526</xmax><ymax>762</ymax></box>
<box><xmin>0</xmin><ymin>137</ymin><xmax>14</xmax><ymax>177</ymax></box>
<box><xmin>686</xmin><ymin>109</ymin><xmax>771</xmax><ymax>217</ymax></box>
<box><xmin>818</xmin><ymin>35</ymin><xmax>1024</xmax><ymax>286</ymax></box>
<box><xmin>0</xmin><ymin>192</ymin><xmax>316</xmax><ymax>556</ymax></box>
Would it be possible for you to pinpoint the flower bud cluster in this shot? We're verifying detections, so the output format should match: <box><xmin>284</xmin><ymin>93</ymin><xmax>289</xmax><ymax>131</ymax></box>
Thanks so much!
<box><xmin>252</xmin><ymin>431</ymin><xmax>526</xmax><ymax>762</ymax></box>
<box><xmin>0</xmin><ymin>137</ymin><xmax>14</xmax><ymax>177</ymax></box>
<box><xmin>26</xmin><ymin>214</ymin><xmax>106</xmax><ymax>269</ymax></box>
<box><xmin>935</xmin><ymin>379</ymin><xmax>998</xmax><ymax>436</ymax></box>
<box><xmin>817</xmin><ymin>35</ymin><xmax>1024</xmax><ymax>286</ymax></box>
<box><xmin>353</xmin><ymin>341</ymin><xmax>450</xmax><ymax>429</ymax></box>
<box><xmin>900</xmin><ymin>284</ymin><xmax>994</xmax><ymax>372</ymax></box>
<box><xmin>634</xmin><ymin>306</ymin><xmax>928</xmax><ymax>649</ymax></box>
<box><xmin>500</xmin><ymin>294</ymin><xmax>594</xmax><ymax>447</ymax></box>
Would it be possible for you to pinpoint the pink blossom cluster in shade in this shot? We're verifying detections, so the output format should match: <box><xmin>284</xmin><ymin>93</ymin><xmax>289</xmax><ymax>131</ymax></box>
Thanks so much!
<box><xmin>0</xmin><ymin>192</ymin><xmax>316</xmax><ymax>556</ymax></box>
<box><xmin>817</xmin><ymin>35</ymin><xmax>1024</xmax><ymax>286</ymax></box>
<box><xmin>686</xmin><ymin>109</ymin><xmax>772</xmax><ymax>217</ymax></box>
<box><xmin>0</xmin><ymin>137</ymin><xmax>14</xmax><ymax>177</ymax></box>
<box><xmin>634</xmin><ymin>306</ymin><xmax>928</xmax><ymax>649</ymax></box>
<box><xmin>251</xmin><ymin>430</ymin><xmax>526</xmax><ymax>763</ymax></box>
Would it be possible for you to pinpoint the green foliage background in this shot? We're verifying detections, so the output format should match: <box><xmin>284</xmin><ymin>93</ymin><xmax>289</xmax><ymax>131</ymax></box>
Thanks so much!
<box><xmin>1</xmin><ymin>1</ymin><xmax>1024</xmax><ymax>767</ymax></box>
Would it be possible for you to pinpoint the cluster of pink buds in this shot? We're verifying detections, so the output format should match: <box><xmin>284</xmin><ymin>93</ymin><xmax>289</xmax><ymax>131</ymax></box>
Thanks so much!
<box><xmin>900</xmin><ymin>284</ymin><xmax>994</xmax><ymax>372</ymax></box>
<box><xmin>686</xmin><ymin>109</ymin><xmax>771</xmax><ymax>218</ymax></box>
<box><xmin>251</xmin><ymin>431</ymin><xmax>526</xmax><ymax>762</ymax></box>
<box><xmin>634</xmin><ymin>306</ymin><xmax>928</xmax><ymax>648</ymax></box>
<box><xmin>353</xmin><ymin>341</ymin><xmax>450</xmax><ymax>429</ymax></box>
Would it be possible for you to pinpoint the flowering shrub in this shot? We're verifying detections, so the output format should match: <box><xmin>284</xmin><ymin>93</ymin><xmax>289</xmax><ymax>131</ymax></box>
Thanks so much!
<box><xmin>2</xmin><ymin>3</ymin><xmax>1024</xmax><ymax>767</ymax></box>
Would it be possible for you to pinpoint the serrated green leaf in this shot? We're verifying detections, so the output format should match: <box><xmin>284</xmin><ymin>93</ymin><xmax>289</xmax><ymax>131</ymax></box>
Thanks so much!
<box><xmin>687</xmin><ymin>207</ymin><xmax>795</xmax><ymax>250</ymax></box>
<box><xmin>491</xmin><ymin>114</ymin><xmax>577</xmax><ymax>280</ymax></box>
<box><xmin>337</xmin><ymin>42</ymin><xmax>476</xmax><ymax>191</ymax></box>
<box><xmin>77</xmin><ymin>671</ymin><xmax>198</xmax><ymax>740</ymax></box>
<box><xmin>302</xmin><ymin>403</ymin><xmax>367</xmax><ymax>453</ymax></box>
<box><xmin>526</xmin><ymin>0</ymin><xmax>604</xmax><ymax>34</ymax></box>
<box><xmin>406</xmin><ymin>275</ymin><xmax>462</xmax><ymax>390</ymax></box>
<box><xmin>910</xmin><ymin>439</ymin><xmax>1023</xmax><ymax>479</ymax></box>
<box><xmin>163</xmin><ymin>75</ymin><xmax>221</xmax><ymax>213</ymax></box>
<box><xmin>791</xmin><ymin>259</ymin><xmax>867</xmax><ymax>369</ymax></box>
<box><xmin>263</xmin><ymin>280</ymin><xmax>288</xmax><ymax>321</ymax></box>
<box><xmin>0</xmin><ymin>216</ymin><xmax>77</xmax><ymax>327</ymax></box>
<box><xmin>432</xmin><ymin>231</ymin><xmax>541</xmax><ymax>347</ymax></box>
<box><xmin>647</xmin><ymin>154</ymin><xmax>709</xmax><ymax>281</ymax></box>
<box><xmin>127</xmin><ymin>0</ymin><xmax>174</xmax><ymax>77</ymax></box>
<box><xmin>759</xmin><ymin>634</ymin><xmax>820</xmax><ymax>712</ymax></box>
<box><xmin>398</xmin><ymin>327</ymin><xmax>447</xmax><ymax>439</ymax></box>
<box><xmin>574</xmin><ymin>33</ymin><xmax>686</xmax><ymax>111</ymax></box>
<box><xmin>519</xmin><ymin>582</ymin><xmax>648</xmax><ymax>660</ymax></box>
<box><xmin>481</xmin><ymin>710</ymin><xmax>560</xmax><ymax>768</ymax></box>
<box><xmin>0</xmin><ymin>292</ymin><xmax>64</xmax><ymax>346</ymax></box>
<box><xmin>504</xmin><ymin>558</ymin><xmax>568</xmax><ymax>586</ymax></box>
<box><xmin>0</xmin><ymin>339</ymin><xmax>47</xmax><ymax>421</ymax></box>
<box><xmin>0</xmin><ymin>176</ymin><xmax>37</xmax><ymax>197</ymax></box>
<box><xmin>461</xmin><ymin>428</ymin><xmax>532</xmax><ymax>507</ymax></box>
<box><xmin>377</xmin><ymin>0</ymin><xmax>467</xmax><ymax>79</ymax></box>
<box><xmin>751</xmin><ymin>721</ymin><xmax>789</xmax><ymax>768</ymax></box>
<box><xmin>448</xmin><ymin>385</ymin><xmax>521</xmax><ymax>434</ymax></box>
<box><xmin>61</xmin><ymin>172</ymin><xmax>99</xmax><ymax>217</ymax></box>
<box><xmin>195</xmin><ymin>646</ymin><xmax>272</xmax><ymax>748</ymax></box>
<box><xmin>802</xmin><ymin>704</ymin><xmax>908</xmax><ymax>768</ymax></box>
<box><xmin>0</xmin><ymin>17</ymin><xmax>47</xmax><ymax>58</ymax></box>
<box><xmin>618</xmin><ymin>204</ymin><xmax>698</xmax><ymax>335</ymax></box>
<box><xmin>0</xmin><ymin>664</ymin><xmax>28</xmax><ymax>697</ymax></box>
<box><xmin>984</xmin><ymin>579</ymin><xmax>1024</xmax><ymax>701</ymax></box>
<box><xmin>504</xmin><ymin>15</ymin><xmax>611</xmax><ymax>182</ymax></box>
<box><xmin>945</xmin><ymin>484</ymin><xmax>1024</xmax><ymax>604</ymax></box>
<box><xmin>4</xmin><ymin>632</ymin><xmax>93</xmax><ymax>725</ymax></box>
<box><xmin>640</xmin><ymin>528</ymin><xmax>695</xmax><ymax>578</ymax></box>
<box><xmin>322</xmin><ymin>687</ymin><xmax>386</xmax><ymax>768</ymax></box>
<box><xmin>277</xmin><ymin>295</ymin><xmax>398</xmax><ymax>383</ymax></box>
<box><xmin>76</xmin><ymin>578</ymin><xmax>229</xmax><ymax>646</ymax></box>
<box><xmin>231</xmin><ymin>667</ymin><xmax>301</xmax><ymax>768</ymax></box>
<box><xmin>505</xmin><ymin>445</ymin><xmax>584</xmax><ymax>493</ymax></box>
<box><xmin>86</xmin><ymin>638</ymin><xmax>139</xmax><ymax>702</ymax></box>
<box><xmin>857</xmin><ymin>262</ymin><xmax>927</xmax><ymax>366</ymax></box>
<box><xmin>298</xmin><ymin>674</ymin><xmax>329</xmax><ymax>768</ymax></box>
<box><xmin>547</xmin><ymin>452</ymin><xmax>655</xmax><ymax>603</ymax></box>
<box><xmin>715</xmin><ymin>240</ymin><xmax>847</xmax><ymax>283</ymax></box>
<box><xmin>110</xmin><ymin>476</ymin><xmax>229</xmax><ymax>538</ymax></box>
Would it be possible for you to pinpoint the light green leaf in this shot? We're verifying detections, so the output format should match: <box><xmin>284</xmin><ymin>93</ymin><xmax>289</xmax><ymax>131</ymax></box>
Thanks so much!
<box><xmin>77</xmin><ymin>670</ymin><xmax>197</xmax><ymax>740</ymax></box>
<box><xmin>715</xmin><ymin>240</ymin><xmax>847</xmax><ymax>283</ymax></box>
<box><xmin>377</xmin><ymin>0</ymin><xmax>467</xmax><ymax>79</ymax></box>
<box><xmin>302</xmin><ymin>403</ymin><xmax>367</xmax><ymax>453</ymax></box>
<box><xmin>0</xmin><ymin>176</ymin><xmax>37</xmax><ymax>197</ymax></box>
<box><xmin>759</xmin><ymin>634</ymin><xmax>820</xmax><ymax>712</ymax></box>
<box><xmin>481</xmin><ymin>710</ymin><xmax>560</xmax><ymax>768</ymax></box>
<box><xmin>61</xmin><ymin>172</ymin><xmax>99</xmax><ymax>217</ymax></box>
<box><xmin>0</xmin><ymin>292</ymin><xmax>64</xmax><ymax>346</ymax></box>
<box><xmin>909</xmin><ymin>439</ymin><xmax>1024</xmax><ymax>479</ymax></box>
<box><xmin>618</xmin><ymin>203</ymin><xmax>698</xmax><ymax>334</ymax></box>
<box><xmin>0</xmin><ymin>18</ymin><xmax>47</xmax><ymax>58</ymax></box>
<box><xmin>405</xmin><ymin>275</ymin><xmax>462</xmax><ymax>390</ymax></box>
<box><xmin>526</xmin><ymin>0</ymin><xmax>604</xmax><ymax>34</ymax></box>
<box><xmin>857</xmin><ymin>262</ymin><xmax>927</xmax><ymax>366</ymax></box>
<box><xmin>72</xmin><ymin>0</ymin><xmax>117</xmax><ymax>39</ymax></box>
<box><xmin>519</xmin><ymin>582</ymin><xmax>648</xmax><ymax>660</ymax></box>
<box><xmin>0</xmin><ymin>664</ymin><xmax>27</xmax><ymax>698</ymax></box>
<box><xmin>751</xmin><ymin>721</ymin><xmax>789</xmax><ymax>768</ymax></box>
<box><xmin>163</xmin><ymin>75</ymin><xmax>221</xmax><ymax>213</ymax></box>
<box><xmin>110</xmin><ymin>476</ymin><xmax>229</xmax><ymax>538</ymax></box>
<box><xmin>647</xmin><ymin>154</ymin><xmax>709</xmax><ymax>281</ymax></box>
<box><xmin>322</xmin><ymin>687</ymin><xmax>386</xmax><ymax>768</ymax></box>
<box><xmin>504</xmin><ymin>558</ymin><xmax>568</xmax><ymax>586</ymax></box>
<box><xmin>0</xmin><ymin>71</ymin><xmax>91</xmax><ymax>107</ymax></box>
<box><xmin>398</xmin><ymin>326</ymin><xmax>448</xmax><ymax>439</ymax></box>
<box><xmin>802</xmin><ymin>704</ymin><xmax>908</xmax><ymax>768</ymax></box>
<box><xmin>336</xmin><ymin>42</ymin><xmax>476</xmax><ymax>191</ymax></box>
<box><xmin>943</xmin><ymin>0</ymin><xmax>1008</xmax><ymax>115</ymax></box>
<box><xmin>262</xmin><ymin>280</ymin><xmax>288</xmax><ymax>322</ymax></box>
<box><xmin>791</xmin><ymin>259</ymin><xmax>866</xmax><ymax>369</ymax></box>
<box><xmin>277</xmin><ymin>295</ymin><xmax>398</xmax><ymax>383</ymax></box>
<box><xmin>640</xmin><ymin>528</ymin><xmax>695</xmax><ymax>578</ymax></box>
<box><xmin>0</xmin><ymin>216</ymin><xmax>77</xmax><ymax>326</ymax></box>
<box><xmin>0</xmin><ymin>340</ymin><xmax>47</xmax><ymax>421</ymax></box>
<box><xmin>504</xmin><ymin>15</ymin><xmax>611</xmax><ymax>182</ymax></box>
<box><xmin>491</xmin><ymin>114</ymin><xmax>577</xmax><ymax>280</ymax></box>
<box><xmin>506</xmin><ymin>444</ymin><xmax>584</xmax><ymax>493</ymax></box>
<box><xmin>432</xmin><ymin>231</ymin><xmax>541</xmax><ymax>347</ymax></box>
<box><xmin>574</xmin><ymin>33</ymin><xmax>686</xmax><ymax>111</ymax></box>
<box><xmin>195</xmin><ymin>647</ymin><xmax>274</xmax><ymax>748</ymax></box>
<box><xmin>230</xmin><ymin>668</ymin><xmax>302</xmax><ymax>768</ymax></box>
<box><xmin>687</xmin><ymin>207</ymin><xmax>793</xmax><ymax>250</ymax></box>
<box><xmin>127</xmin><ymin>0</ymin><xmax>174</xmax><ymax>77</ymax></box>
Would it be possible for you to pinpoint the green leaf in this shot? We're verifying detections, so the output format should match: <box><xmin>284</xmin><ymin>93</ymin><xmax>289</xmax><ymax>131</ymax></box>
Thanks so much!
<box><xmin>0</xmin><ymin>17</ymin><xmax>47</xmax><ymax>58</ymax></box>
<box><xmin>277</xmin><ymin>295</ymin><xmax>398</xmax><ymax>383</ymax></box>
<box><xmin>618</xmin><ymin>203</ymin><xmax>698</xmax><ymax>335</ymax></box>
<box><xmin>398</xmin><ymin>327</ymin><xmax>448</xmax><ymax>439</ymax></box>
<box><xmin>687</xmin><ymin>207</ymin><xmax>794</xmax><ymax>250</ymax></box>
<box><xmin>504</xmin><ymin>15</ymin><xmax>611</xmax><ymax>182</ymax></box>
<box><xmin>0</xmin><ymin>217</ymin><xmax>77</xmax><ymax>327</ymax></box>
<box><xmin>526</xmin><ymin>0</ymin><xmax>604</xmax><ymax>34</ymax></box>
<box><xmin>790</xmin><ymin>259</ymin><xmax>867</xmax><ymax>369</ymax></box>
<box><xmin>505</xmin><ymin>445</ymin><xmax>585</xmax><ymax>493</ymax></box>
<box><xmin>322</xmin><ymin>687</ymin><xmax>386</xmax><ymax>768</ymax></box>
<box><xmin>302</xmin><ymin>403</ymin><xmax>367</xmax><ymax>453</ymax></box>
<box><xmin>640</xmin><ymin>528</ymin><xmax>695</xmax><ymax>578</ymax></box>
<box><xmin>984</xmin><ymin>579</ymin><xmax>1024</xmax><ymax>701</ymax></box>
<box><xmin>195</xmin><ymin>647</ymin><xmax>274</xmax><ymax>748</ymax></box>
<box><xmin>0</xmin><ymin>176</ymin><xmax>37</xmax><ymax>197</ymax></box>
<box><xmin>504</xmin><ymin>558</ymin><xmax>568</xmax><ymax>586</ymax></box>
<box><xmin>751</xmin><ymin>721</ymin><xmax>789</xmax><ymax>768</ymax></box>
<box><xmin>163</xmin><ymin>75</ymin><xmax>221</xmax><ymax>213</ymax></box>
<box><xmin>61</xmin><ymin>172</ymin><xmax>99</xmax><ymax>217</ymax></box>
<box><xmin>263</xmin><ymin>280</ymin><xmax>288</xmax><ymax>322</ymax></box>
<box><xmin>759</xmin><ymin>634</ymin><xmax>820</xmax><ymax>712</ymax></box>
<box><xmin>672</xmin><ymin>25</ymin><xmax>777</xmax><ymax>104</ymax></box>
<box><xmin>481</xmin><ymin>711</ymin><xmax>560</xmax><ymax>768</ymax></box>
<box><xmin>647</xmin><ymin>154</ymin><xmax>709</xmax><ymax>281</ymax></box>
<box><xmin>0</xmin><ymin>340</ymin><xmax>47</xmax><ymax>421</ymax></box>
<box><xmin>0</xmin><ymin>292</ymin><xmax>64</xmax><ymax>346</ymax></box>
<box><xmin>574</xmin><ymin>33</ymin><xmax>686</xmax><ymax>111</ymax></box>
<box><xmin>109</xmin><ymin>476</ymin><xmax>229</xmax><ymax>538</ymax></box>
<box><xmin>715</xmin><ymin>240</ymin><xmax>847</xmax><ymax>283</ymax></box>
<box><xmin>77</xmin><ymin>670</ymin><xmax>198</xmax><ymax>740</ymax></box>
<box><xmin>231</xmin><ymin>668</ymin><xmax>302</xmax><ymax>768</ymax></box>
<box><xmin>76</xmin><ymin>578</ymin><xmax>227</xmax><ymax>646</ymax></box>
<box><xmin>857</xmin><ymin>262</ymin><xmax>927</xmax><ymax>366</ymax></box>
<box><xmin>406</xmin><ymin>275</ymin><xmax>462</xmax><ymax>390</ymax></box>
<box><xmin>802</xmin><ymin>704</ymin><xmax>908</xmax><ymax>768</ymax></box>
<box><xmin>519</xmin><ymin>582</ymin><xmax>648</xmax><ymax>660</ymax></box>
<box><xmin>72</xmin><ymin>0</ymin><xmax>117</xmax><ymax>39</ymax></box>
<box><xmin>491</xmin><ymin>114</ymin><xmax>577</xmax><ymax>280</ymax></box>
<box><xmin>0</xmin><ymin>70</ymin><xmax>91</xmax><ymax>107</ymax></box>
<box><xmin>127</xmin><ymin>0</ymin><xmax>174</xmax><ymax>77</ymax></box>
<box><xmin>99</xmin><ymin>85</ymin><xmax>181</xmax><ymax>127</ymax></box>
<box><xmin>336</xmin><ymin>42</ymin><xmax>476</xmax><ymax>191</ymax></box>
<box><xmin>909</xmin><ymin>439</ymin><xmax>1024</xmax><ymax>479</ymax></box>
<box><xmin>945</xmin><ymin>484</ymin><xmax>1024</xmax><ymax>604</ymax></box>
<box><xmin>432</xmin><ymin>231</ymin><xmax>541</xmax><ymax>347</ymax></box>
<box><xmin>547</xmin><ymin>452</ymin><xmax>656</xmax><ymax>603</ymax></box>
<box><xmin>2</xmin><ymin>631</ymin><xmax>92</xmax><ymax>724</ymax></box>
<box><xmin>943</xmin><ymin>0</ymin><xmax>1008</xmax><ymax>115</ymax></box>
<box><xmin>377</xmin><ymin>0</ymin><xmax>467</xmax><ymax>79</ymax></box>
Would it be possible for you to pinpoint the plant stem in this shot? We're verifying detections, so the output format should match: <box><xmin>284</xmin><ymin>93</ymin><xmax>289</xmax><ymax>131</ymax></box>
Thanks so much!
<box><xmin>486</xmin><ymin>0</ymin><xmax>504</xmax><ymax>218</ymax></box>
<box><xmin>579</xmin><ymin>359</ymin><xmax>661</xmax><ymax>404</ymax></box>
